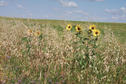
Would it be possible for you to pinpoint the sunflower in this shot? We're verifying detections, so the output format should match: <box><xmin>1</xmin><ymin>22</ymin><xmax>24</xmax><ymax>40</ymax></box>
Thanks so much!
<box><xmin>27</xmin><ymin>29</ymin><xmax>33</xmax><ymax>36</ymax></box>
<box><xmin>34</xmin><ymin>31</ymin><xmax>41</xmax><ymax>37</ymax></box>
<box><xmin>93</xmin><ymin>29</ymin><xmax>100</xmax><ymax>37</ymax></box>
<box><xmin>66</xmin><ymin>24</ymin><xmax>72</xmax><ymax>31</ymax></box>
<box><xmin>75</xmin><ymin>24</ymin><xmax>81</xmax><ymax>32</ymax></box>
<box><xmin>89</xmin><ymin>24</ymin><xmax>96</xmax><ymax>31</ymax></box>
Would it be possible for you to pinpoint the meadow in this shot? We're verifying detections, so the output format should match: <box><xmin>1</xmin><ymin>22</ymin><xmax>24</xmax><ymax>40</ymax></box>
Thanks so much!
<box><xmin>0</xmin><ymin>16</ymin><xmax>126</xmax><ymax>84</ymax></box>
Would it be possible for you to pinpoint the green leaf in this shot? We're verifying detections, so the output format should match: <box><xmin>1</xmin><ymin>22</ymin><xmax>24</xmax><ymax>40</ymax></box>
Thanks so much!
<box><xmin>21</xmin><ymin>37</ymin><xmax>28</xmax><ymax>42</ymax></box>
<box><xmin>39</xmin><ymin>34</ymin><xmax>43</xmax><ymax>40</ymax></box>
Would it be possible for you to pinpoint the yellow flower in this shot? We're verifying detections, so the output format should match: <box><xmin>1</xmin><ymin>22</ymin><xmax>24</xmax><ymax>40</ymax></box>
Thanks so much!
<box><xmin>34</xmin><ymin>31</ymin><xmax>41</xmax><ymax>37</ymax></box>
<box><xmin>75</xmin><ymin>24</ymin><xmax>81</xmax><ymax>32</ymax></box>
<box><xmin>93</xmin><ymin>29</ymin><xmax>100</xmax><ymax>37</ymax></box>
<box><xmin>27</xmin><ymin>29</ymin><xmax>33</xmax><ymax>36</ymax></box>
<box><xmin>66</xmin><ymin>24</ymin><xmax>72</xmax><ymax>31</ymax></box>
<box><xmin>89</xmin><ymin>24</ymin><xmax>96</xmax><ymax>31</ymax></box>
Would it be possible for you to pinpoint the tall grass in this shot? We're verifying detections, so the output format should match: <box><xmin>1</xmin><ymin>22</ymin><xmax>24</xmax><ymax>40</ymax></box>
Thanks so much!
<box><xmin>0</xmin><ymin>18</ymin><xmax>126</xmax><ymax>84</ymax></box>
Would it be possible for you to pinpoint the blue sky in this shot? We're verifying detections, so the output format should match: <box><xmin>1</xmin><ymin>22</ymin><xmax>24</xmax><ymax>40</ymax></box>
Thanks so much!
<box><xmin>0</xmin><ymin>0</ymin><xmax>126</xmax><ymax>22</ymax></box>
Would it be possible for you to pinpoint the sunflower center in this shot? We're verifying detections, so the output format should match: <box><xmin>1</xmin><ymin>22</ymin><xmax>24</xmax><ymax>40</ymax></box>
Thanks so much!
<box><xmin>68</xmin><ymin>26</ymin><xmax>71</xmax><ymax>28</ymax></box>
<box><xmin>92</xmin><ymin>27</ymin><xmax>94</xmax><ymax>30</ymax></box>
<box><xmin>78</xmin><ymin>27</ymin><xmax>80</xmax><ymax>30</ymax></box>
<box><xmin>95</xmin><ymin>32</ymin><xmax>98</xmax><ymax>34</ymax></box>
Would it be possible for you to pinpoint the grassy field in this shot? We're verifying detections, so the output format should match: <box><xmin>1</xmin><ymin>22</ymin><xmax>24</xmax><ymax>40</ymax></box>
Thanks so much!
<box><xmin>1</xmin><ymin>16</ymin><xmax>126</xmax><ymax>44</ymax></box>
<box><xmin>0</xmin><ymin>16</ymin><xmax>126</xmax><ymax>84</ymax></box>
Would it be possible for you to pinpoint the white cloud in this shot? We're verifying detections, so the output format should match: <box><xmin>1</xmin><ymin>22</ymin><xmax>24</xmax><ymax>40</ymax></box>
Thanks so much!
<box><xmin>0</xmin><ymin>1</ymin><xmax>7</xmax><ymax>7</ymax></box>
<box><xmin>120</xmin><ymin>7</ymin><xmax>126</xmax><ymax>13</ymax></box>
<box><xmin>105</xmin><ymin>7</ymin><xmax>126</xmax><ymax>20</ymax></box>
<box><xmin>17</xmin><ymin>4</ymin><xmax>24</xmax><ymax>9</ymax></box>
<box><xmin>16</xmin><ymin>4</ymin><xmax>33</xmax><ymax>18</ymax></box>
<box><xmin>112</xmin><ymin>15</ymin><xmax>126</xmax><ymax>20</ymax></box>
<box><xmin>90</xmin><ymin>16</ymin><xmax>108</xmax><ymax>20</ymax></box>
<box><xmin>85</xmin><ymin>0</ymin><xmax>104</xmax><ymax>2</ymax></box>
<box><xmin>58</xmin><ymin>0</ymin><xmax>78</xmax><ymax>8</ymax></box>
<box><xmin>63</xmin><ymin>9</ymin><xmax>109</xmax><ymax>22</ymax></box>
<box><xmin>105</xmin><ymin>9</ymin><xmax>121</xmax><ymax>15</ymax></box>
<box><xmin>105</xmin><ymin>7</ymin><xmax>126</xmax><ymax>15</ymax></box>
<box><xmin>93</xmin><ymin>0</ymin><xmax>104</xmax><ymax>1</ymax></box>
<box><xmin>74</xmin><ymin>10</ymin><xmax>88</xmax><ymax>15</ymax></box>
<box><xmin>65</xmin><ymin>10</ymin><xmax>88</xmax><ymax>16</ymax></box>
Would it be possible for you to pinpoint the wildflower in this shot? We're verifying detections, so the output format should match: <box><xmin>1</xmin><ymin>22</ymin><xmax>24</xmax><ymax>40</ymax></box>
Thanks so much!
<box><xmin>93</xmin><ymin>29</ymin><xmax>100</xmax><ymax>37</ymax></box>
<box><xmin>27</xmin><ymin>29</ymin><xmax>33</xmax><ymax>36</ymax></box>
<box><xmin>89</xmin><ymin>24</ymin><xmax>96</xmax><ymax>31</ymax></box>
<box><xmin>75</xmin><ymin>24</ymin><xmax>81</xmax><ymax>32</ymax></box>
<box><xmin>88</xmin><ymin>29</ymin><xmax>92</xmax><ymax>34</ymax></box>
<box><xmin>34</xmin><ymin>31</ymin><xmax>41</xmax><ymax>37</ymax></box>
<box><xmin>66</xmin><ymin>24</ymin><xmax>72</xmax><ymax>31</ymax></box>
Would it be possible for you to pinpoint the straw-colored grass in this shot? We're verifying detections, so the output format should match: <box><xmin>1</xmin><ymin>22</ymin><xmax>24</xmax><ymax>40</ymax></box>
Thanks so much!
<box><xmin>0</xmin><ymin>17</ymin><xmax>126</xmax><ymax>84</ymax></box>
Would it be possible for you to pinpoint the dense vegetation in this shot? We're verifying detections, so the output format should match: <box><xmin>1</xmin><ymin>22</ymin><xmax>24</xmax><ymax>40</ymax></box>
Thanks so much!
<box><xmin>0</xmin><ymin>17</ymin><xmax>126</xmax><ymax>84</ymax></box>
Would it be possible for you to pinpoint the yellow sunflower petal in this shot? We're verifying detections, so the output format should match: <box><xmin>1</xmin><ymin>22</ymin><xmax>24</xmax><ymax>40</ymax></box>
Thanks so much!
<box><xmin>66</xmin><ymin>24</ymin><xmax>72</xmax><ymax>31</ymax></box>
<box><xmin>89</xmin><ymin>24</ymin><xmax>96</xmax><ymax>31</ymax></box>
<box><xmin>75</xmin><ymin>24</ymin><xmax>81</xmax><ymax>32</ymax></box>
<box><xmin>93</xmin><ymin>29</ymin><xmax>100</xmax><ymax>37</ymax></box>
